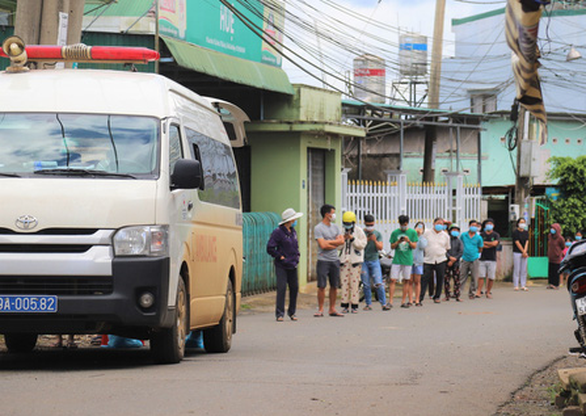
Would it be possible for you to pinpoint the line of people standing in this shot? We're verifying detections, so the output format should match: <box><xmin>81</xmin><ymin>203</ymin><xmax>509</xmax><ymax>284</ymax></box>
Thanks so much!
<box><xmin>267</xmin><ymin>204</ymin><xmax>507</xmax><ymax>321</ymax></box>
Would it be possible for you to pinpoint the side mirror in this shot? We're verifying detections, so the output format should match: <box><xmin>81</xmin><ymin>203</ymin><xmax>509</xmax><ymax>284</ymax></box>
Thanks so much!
<box><xmin>171</xmin><ymin>159</ymin><xmax>202</xmax><ymax>190</ymax></box>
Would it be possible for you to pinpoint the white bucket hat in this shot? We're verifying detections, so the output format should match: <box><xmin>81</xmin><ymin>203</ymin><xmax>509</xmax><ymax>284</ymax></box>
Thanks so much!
<box><xmin>279</xmin><ymin>208</ymin><xmax>303</xmax><ymax>225</ymax></box>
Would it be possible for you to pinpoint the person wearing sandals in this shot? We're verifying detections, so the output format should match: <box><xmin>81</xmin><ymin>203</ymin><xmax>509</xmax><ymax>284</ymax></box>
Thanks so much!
<box><xmin>512</xmin><ymin>218</ymin><xmax>530</xmax><ymax>291</ymax></box>
<box><xmin>444</xmin><ymin>224</ymin><xmax>463</xmax><ymax>301</ymax></box>
<box><xmin>338</xmin><ymin>211</ymin><xmax>367</xmax><ymax>314</ymax></box>
<box><xmin>411</xmin><ymin>222</ymin><xmax>427</xmax><ymax>307</ymax></box>
<box><xmin>547</xmin><ymin>223</ymin><xmax>565</xmax><ymax>289</ymax></box>
<box><xmin>314</xmin><ymin>204</ymin><xmax>346</xmax><ymax>317</ymax></box>
<box><xmin>477</xmin><ymin>218</ymin><xmax>500</xmax><ymax>299</ymax></box>
<box><xmin>389</xmin><ymin>215</ymin><xmax>419</xmax><ymax>308</ymax></box>
<box><xmin>361</xmin><ymin>214</ymin><xmax>390</xmax><ymax>311</ymax></box>
<box><xmin>267</xmin><ymin>208</ymin><xmax>303</xmax><ymax>322</ymax></box>
<box><xmin>459</xmin><ymin>220</ymin><xmax>483</xmax><ymax>300</ymax></box>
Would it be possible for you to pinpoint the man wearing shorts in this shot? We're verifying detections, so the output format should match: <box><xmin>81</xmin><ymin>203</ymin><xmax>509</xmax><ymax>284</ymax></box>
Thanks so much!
<box><xmin>314</xmin><ymin>204</ymin><xmax>345</xmax><ymax>317</ymax></box>
<box><xmin>389</xmin><ymin>215</ymin><xmax>418</xmax><ymax>308</ymax></box>
<box><xmin>477</xmin><ymin>218</ymin><xmax>500</xmax><ymax>299</ymax></box>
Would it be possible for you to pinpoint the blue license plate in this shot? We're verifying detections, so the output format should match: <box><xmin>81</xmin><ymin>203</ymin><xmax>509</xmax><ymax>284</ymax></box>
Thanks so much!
<box><xmin>0</xmin><ymin>295</ymin><xmax>58</xmax><ymax>313</ymax></box>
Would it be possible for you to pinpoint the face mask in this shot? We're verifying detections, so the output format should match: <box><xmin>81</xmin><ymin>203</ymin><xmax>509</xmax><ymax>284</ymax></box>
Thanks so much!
<box><xmin>470</xmin><ymin>226</ymin><xmax>478</xmax><ymax>233</ymax></box>
<box><xmin>519</xmin><ymin>223</ymin><xmax>527</xmax><ymax>230</ymax></box>
<box><xmin>344</xmin><ymin>223</ymin><xmax>354</xmax><ymax>230</ymax></box>
<box><xmin>451</xmin><ymin>230</ymin><xmax>460</xmax><ymax>237</ymax></box>
<box><xmin>566</xmin><ymin>241</ymin><xmax>572</xmax><ymax>247</ymax></box>
<box><xmin>550</xmin><ymin>228</ymin><xmax>556</xmax><ymax>234</ymax></box>
<box><xmin>416</xmin><ymin>225</ymin><xmax>423</xmax><ymax>230</ymax></box>
<box><xmin>292</xmin><ymin>220</ymin><xmax>298</xmax><ymax>228</ymax></box>
<box><xmin>442</xmin><ymin>225</ymin><xmax>448</xmax><ymax>231</ymax></box>
<box><xmin>434</xmin><ymin>224</ymin><xmax>443</xmax><ymax>232</ymax></box>
<box><xmin>485</xmin><ymin>224</ymin><xmax>494</xmax><ymax>231</ymax></box>
<box><xmin>400</xmin><ymin>225</ymin><xmax>407</xmax><ymax>231</ymax></box>
<box><xmin>330</xmin><ymin>213</ymin><xmax>336</xmax><ymax>221</ymax></box>
<box><xmin>364</xmin><ymin>226</ymin><xmax>374</xmax><ymax>232</ymax></box>
<box><xmin>576</xmin><ymin>236</ymin><xmax>583</xmax><ymax>241</ymax></box>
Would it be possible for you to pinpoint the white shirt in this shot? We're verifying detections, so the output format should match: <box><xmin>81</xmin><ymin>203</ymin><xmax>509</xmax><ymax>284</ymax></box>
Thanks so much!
<box><xmin>422</xmin><ymin>229</ymin><xmax>451</xmax><ymax>264</ymax></box>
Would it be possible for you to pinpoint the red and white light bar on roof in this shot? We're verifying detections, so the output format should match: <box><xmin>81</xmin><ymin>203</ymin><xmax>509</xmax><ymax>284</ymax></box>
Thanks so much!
<box><xmin>0</xmin><ymin>36</ymin><xmax>159</xmax><ymax>72</ymax></box>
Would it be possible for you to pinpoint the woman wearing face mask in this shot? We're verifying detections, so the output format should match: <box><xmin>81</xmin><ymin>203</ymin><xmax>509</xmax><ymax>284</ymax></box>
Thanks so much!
<box><xmin>267</xmin><ymin>208</ymin><xmax>303</xmax><ymax>321</ymax></box>
<box><xmin>411</xmin><ymin>222</ymin><xmax>427</xmax><ymax>306</ymax></box>
<box><xmin>547</xmin><ymin>223</ymin><xmax>565</xmax><ymax>289</ymax></box>
<box><xmin>444</xmin><ymin>224</ymin><xmax>463</xmax><ymax>301</ymax></box>
<box><xmin>512</xmin><ymin>218</ymin><xmax>529</xmax><ymax>291</ymax></box>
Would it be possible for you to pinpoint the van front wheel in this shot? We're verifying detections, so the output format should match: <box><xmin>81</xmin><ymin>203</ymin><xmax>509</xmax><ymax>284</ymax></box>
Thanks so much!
<box><xmin>150</xmin><ymin>278</ymin><xmax>188</xmax><ymax>364</ymax></box>
<box><xmin>4</xmin><ymin>333</ymin><xmax>38</xmax><ymax>353</ymax></box>
<box><xmin>204</xmin><ymin>279</ymin><xmax>234</xmax><ymax>353</ymax></box>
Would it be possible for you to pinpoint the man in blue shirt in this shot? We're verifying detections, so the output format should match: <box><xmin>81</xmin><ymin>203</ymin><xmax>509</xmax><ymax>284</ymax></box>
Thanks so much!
<box><xmin>459</xmin><ymin>220</ymin><xmax>484</xmax><ymax>301</ymax></box>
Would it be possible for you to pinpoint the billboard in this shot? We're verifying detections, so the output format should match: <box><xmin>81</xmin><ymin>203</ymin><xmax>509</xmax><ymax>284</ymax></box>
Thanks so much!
<box><xmin>159</xmin><ymin>0</ymin><xmax>284</xmax><ymax>67</ymax></box>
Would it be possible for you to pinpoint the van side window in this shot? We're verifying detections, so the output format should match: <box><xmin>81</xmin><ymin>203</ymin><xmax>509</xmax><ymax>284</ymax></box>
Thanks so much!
<box><xmin>168</xmin><ymin>124</ymin><xmax>183</xmax><ymax>174</ymax></box>
<box><xmin>185</xmin><ymin>127</ymin><xmax>240</xmax><ymax>209</ymax></box>
<box><xmin>190</xmin><ymin>143</ymin><xmax>205</xmax><ymax>190</ymax></box>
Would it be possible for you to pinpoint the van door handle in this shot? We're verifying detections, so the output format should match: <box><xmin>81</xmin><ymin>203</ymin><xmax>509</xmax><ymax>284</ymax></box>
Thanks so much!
<box><xmin>187</xmin><ymin>201</ymin><xmax>194</xmax><ymax>211</ymax></box>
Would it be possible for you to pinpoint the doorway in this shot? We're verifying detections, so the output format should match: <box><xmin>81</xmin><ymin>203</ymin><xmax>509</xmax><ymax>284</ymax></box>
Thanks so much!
<box><xmin>307</xmin><ymin>148</ymin><xmax>326</xmax><ymax>282</ymax></box>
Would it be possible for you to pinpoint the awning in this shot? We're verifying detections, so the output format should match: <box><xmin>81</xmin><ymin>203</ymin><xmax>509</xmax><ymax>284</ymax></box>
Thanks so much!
<box><xmin>161</xmin><ymin>36</ymin><xmax>294</xmax><ymax>96</ymax></box>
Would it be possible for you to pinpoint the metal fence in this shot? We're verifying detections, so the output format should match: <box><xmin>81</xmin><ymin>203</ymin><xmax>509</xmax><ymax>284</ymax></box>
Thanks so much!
<box><xmin>342</xmin><ymin>171</ymin><xmax>481</xmax><ymax>251</ymax></box>
<box><xmin>242</xmin><ymin>212</ymin><xmax>280</xmax><ymax>296</ymax></box>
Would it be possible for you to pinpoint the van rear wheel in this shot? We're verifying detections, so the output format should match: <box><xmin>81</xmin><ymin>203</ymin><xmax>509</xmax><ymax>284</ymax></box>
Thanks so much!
<box><xmin>150</xmin><ymin>278</ymin><xmax>188</xmax><ymax>364</ymax></box>
<box><xmin>4</xmin><ymin>333</ymin><xmax>38</xmax><ymax>353</ymax></box>
<box><xmin>204</xmin><ymin>279</ymin><xmax>234</xmax><ymax>353</ymax></box>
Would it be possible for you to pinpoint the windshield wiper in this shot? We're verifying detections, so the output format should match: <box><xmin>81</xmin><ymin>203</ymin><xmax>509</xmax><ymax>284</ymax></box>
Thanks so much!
<box><xmin>0</xmin><ymin>172</ymin><xmax>21</xmax><ymax>177</ymax></box>
<box><xmin>33</xmin><ymin>168</ymin><xmax>136</xmax><ymax>179</ymax></box>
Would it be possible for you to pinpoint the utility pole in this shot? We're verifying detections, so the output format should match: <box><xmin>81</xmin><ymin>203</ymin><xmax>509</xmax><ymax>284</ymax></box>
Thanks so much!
<box><xmin>14</xmin><ymin>0</ymin><xmax>43</xmax><ymax>44</ymax></box>
<box><xmin>515</xmin><ymin>106</ymin><xmax>532</xmax><ymax>219</ymax></box>
<box><xmin>422</xmin><ymin>0</ymin><xmax>446</xmax><ymax>183</ymax></box>
<box><xmin>14</xmin><ymin>0</ymin><xmax>85</xmax><ymax>61</ymax></box>
<box><xmin>428</xmin><ymin>0</ymin><xmax>445</xmax><ymax>109</ymax></box>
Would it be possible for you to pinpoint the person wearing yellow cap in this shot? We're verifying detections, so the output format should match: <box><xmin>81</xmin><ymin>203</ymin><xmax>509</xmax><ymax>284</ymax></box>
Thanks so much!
<box><xmin>338</xmin><ymin>211</ymin><xmax>367</xmax><ymax>313</ymax></box>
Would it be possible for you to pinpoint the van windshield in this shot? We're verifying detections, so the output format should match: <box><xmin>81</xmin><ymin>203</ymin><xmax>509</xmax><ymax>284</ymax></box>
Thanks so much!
<box><xmin>0</xmin><ymin>113</ymin><xmax>160</xmax><ymax>178</ymax></box>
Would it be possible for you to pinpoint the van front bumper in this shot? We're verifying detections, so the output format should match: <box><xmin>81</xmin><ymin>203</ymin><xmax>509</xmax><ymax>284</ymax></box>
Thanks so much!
<box><xmin>0</xmin><ymin>257</ymin><xmax>174</xmax><ymax>335</ymax></box>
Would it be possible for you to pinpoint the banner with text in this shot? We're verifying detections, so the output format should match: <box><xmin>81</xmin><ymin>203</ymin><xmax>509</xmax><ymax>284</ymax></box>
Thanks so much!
<box><xmin>159</xmin><ymin>0</ymin><xmax>284</xmax><ymax>67</ymax></box>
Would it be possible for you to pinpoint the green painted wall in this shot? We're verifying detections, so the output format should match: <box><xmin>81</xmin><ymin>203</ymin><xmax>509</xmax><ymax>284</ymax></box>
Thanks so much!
<box><xmin>401</xmin><ymin>156</ymin><xmax>480</xmax><ymax>185</ymax></box>
<box><xmin>481</xmin><ymin>117</ymin><xmax>586</xmax><ymax>187</ymax></box>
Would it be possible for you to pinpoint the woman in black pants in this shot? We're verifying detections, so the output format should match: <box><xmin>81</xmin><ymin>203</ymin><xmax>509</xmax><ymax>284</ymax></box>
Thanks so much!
<box><xmin>267</xmin><ymin>208</ymin><xmax>303</xmax><ymax>321</ymax></box>
<box><xmin>547</xmin><ymin>223</ymin><xmax>565</xmax><ymax>289</ymax></box>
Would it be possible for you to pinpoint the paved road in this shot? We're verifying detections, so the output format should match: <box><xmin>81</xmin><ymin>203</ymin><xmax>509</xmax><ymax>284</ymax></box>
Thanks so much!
<box><xmin>0</xmin><ymin>284</ymin><xmax>576</xmax><ymax>416</ymax></box>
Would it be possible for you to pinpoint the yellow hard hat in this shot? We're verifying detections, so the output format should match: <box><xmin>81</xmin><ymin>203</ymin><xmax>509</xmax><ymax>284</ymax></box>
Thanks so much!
<box><xmin>342</xmin><ymin>211</ymin><xmax>357</xmax><ymax>223</ymax></box>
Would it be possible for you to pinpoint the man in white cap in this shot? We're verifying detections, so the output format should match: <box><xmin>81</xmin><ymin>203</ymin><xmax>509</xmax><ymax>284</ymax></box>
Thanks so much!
<box><xmin>267</xmin><ymin>208</ymin><xmax>303</xmax><ymax>321</ymax></box>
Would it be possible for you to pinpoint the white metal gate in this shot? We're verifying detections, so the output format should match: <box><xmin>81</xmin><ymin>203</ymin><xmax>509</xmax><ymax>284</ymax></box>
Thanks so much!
<box><xmin>341</xmin><ymin>170</ymin><xmax>481</xmax><ymax>251</ymax></box>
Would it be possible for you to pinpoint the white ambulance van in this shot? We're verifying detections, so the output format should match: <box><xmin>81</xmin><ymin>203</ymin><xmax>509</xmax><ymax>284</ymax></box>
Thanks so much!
<box><xmin>0</xmin><ymin>39</ymin><xmax>245</xmax><ymax>363</ymax></box>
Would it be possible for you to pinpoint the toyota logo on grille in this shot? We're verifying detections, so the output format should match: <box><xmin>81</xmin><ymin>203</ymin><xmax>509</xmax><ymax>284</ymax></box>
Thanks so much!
<box><xmin>15</xmin><ymin>215</ymin><xmax>38</xmax><ymax>230</ymax></box>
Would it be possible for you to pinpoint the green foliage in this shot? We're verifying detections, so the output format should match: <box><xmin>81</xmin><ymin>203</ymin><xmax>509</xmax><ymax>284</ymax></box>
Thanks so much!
<box><xmin>547</xmin><ymin>156</ymin><xmax>586</xmax><ymax>235</ymax></box>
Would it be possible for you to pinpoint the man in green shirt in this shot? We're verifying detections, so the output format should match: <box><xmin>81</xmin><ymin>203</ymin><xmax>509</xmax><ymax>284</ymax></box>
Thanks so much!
<box><xmin>389</xmin><ymin>215</ymin><xmax>418</xmax><ymax>308</ymax></box>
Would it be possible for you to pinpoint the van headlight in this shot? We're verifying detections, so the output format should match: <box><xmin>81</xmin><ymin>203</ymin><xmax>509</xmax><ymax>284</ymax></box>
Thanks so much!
<box><xmin>113</xmin><ymin>225</ymin><xmax>169</xmax><ymax>257</ymax></box>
